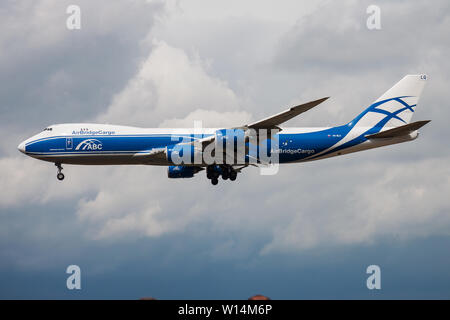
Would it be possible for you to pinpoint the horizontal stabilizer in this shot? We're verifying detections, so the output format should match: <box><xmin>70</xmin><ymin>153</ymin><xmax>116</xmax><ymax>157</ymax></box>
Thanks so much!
<box><xmin>365</xmin><ymin>120</ymin><xmax>431</xmax><ymax>139</ymax></box>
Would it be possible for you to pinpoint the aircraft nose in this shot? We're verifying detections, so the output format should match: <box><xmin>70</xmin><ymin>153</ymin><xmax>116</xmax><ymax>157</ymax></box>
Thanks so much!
<box><xmin>18</xmin><ymin>141</ymin><xmax>26</xmax><ymax>154</ymax></box>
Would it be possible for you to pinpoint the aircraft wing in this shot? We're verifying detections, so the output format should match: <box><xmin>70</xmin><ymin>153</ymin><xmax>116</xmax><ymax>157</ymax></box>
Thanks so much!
<box><xmin>132</xmin><ymin>147</ymin><xmax>167</xmax><ymax>163</ymax></box>
<box><xmin>137</xmin><ymin>97</ymin><xmax>329</xmax><ymax>164</ymax></box>
<box><xmin>193</xmin><ymin>135</ymin><xmax>215</xmax><ymax>148</ymax></box>
<box><xmin>244</xmin><ymin>97</ymin><xmax>329</xmax><ymax>129</ymax></box>
<box><xmin>189</xmin><ymin>97</ymin><xmax>329</xmax><ymax>149</ymax></box>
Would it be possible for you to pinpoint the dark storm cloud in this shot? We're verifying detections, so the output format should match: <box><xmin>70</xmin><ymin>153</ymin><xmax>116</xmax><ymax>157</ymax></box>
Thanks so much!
<box><xmin>0</xmin><ymin>0</ymin><xmax>165</xmax><ymax>130</ymax></box>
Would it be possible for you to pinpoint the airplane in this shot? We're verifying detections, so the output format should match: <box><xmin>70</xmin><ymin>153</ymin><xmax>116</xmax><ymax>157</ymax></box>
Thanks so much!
<box><xmin>18</xmin><ymin>74</ymin><xmax>430</xmax><ymax>185</ymax></box>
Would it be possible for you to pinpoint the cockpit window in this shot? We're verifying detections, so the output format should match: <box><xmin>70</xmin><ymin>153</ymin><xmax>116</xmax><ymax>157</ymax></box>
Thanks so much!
<box><xmin>43</xmin><ymin>127</ymin><xmax>53</xmax><ymax>131</ymax></box>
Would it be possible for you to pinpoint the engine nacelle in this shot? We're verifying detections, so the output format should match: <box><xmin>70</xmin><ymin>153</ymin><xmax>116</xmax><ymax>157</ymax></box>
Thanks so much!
<box><xmin>167</xmin><ymin>165</ymin><xmax>203</xmax><ymax>178</ymax></box>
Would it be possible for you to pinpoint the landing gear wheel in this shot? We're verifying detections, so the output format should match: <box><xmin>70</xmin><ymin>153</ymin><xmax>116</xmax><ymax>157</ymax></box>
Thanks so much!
<box><xmin>221</xmin><ymin>166</ymin><xmax>230</xmax><ymax>180</ymax></box>
<box><xmin>55</xmin><ymin>163</ymin><xmax>64</xmax><ymax>181</ymax></box>
<box><xmin>230</xmin><ymin>171</ymin><xmax>237</xmax><ymax>181</ymax></box>
<box><xmin>211</xmin><ymin>177</ymin><xmax>218</xmax><ymax>185</ymax></box>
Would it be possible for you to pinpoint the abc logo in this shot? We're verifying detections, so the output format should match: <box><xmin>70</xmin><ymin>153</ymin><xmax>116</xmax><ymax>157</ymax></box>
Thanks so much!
<box><xmin>87</xmin><ymin>143</ymin><xmax>102</xmax><ymax>150</ymax></box>
<box><xmin>75</xmin><ymin>139</ymin><xmax>103</xmax><ymax>151</ymax></box>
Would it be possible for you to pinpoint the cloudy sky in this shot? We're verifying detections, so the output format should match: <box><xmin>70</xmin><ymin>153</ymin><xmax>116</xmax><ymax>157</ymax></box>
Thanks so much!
<box><xmin>1</xmin><ymin>0</ymin><xmax>449</xmax><ymax>299</ymax></box>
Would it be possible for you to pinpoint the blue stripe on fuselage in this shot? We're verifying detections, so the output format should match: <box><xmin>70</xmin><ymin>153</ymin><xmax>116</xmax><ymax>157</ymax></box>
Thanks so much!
<box><xmin>24</xmin><ymin>127</ymin><xmax>354</xmax><ymax>163</ymax></box>
<box><xmin>276</xmin><ymin>125</ymin><xmax>350</xmax><ymax>162</ymax></box>
<box><xmin>26</xmin><ymin>135</ymin><xmax>200</xmax><ymax>154</ymax></box>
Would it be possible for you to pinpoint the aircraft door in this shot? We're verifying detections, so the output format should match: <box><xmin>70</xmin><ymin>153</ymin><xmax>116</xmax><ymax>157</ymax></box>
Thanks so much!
<box><xmin>66</xmin><ymin>137</ymin><xmax>73</xmax><ymax>150</ymax></box>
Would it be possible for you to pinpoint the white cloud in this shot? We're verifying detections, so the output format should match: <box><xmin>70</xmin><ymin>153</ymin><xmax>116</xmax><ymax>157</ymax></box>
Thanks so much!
<box><xmin>97</xmin><ymin>41</ymin><xmax>243</xmax><ymax>127</ymax></box>
<box><xmin>0</xmin><ymin>157</ymin><xmax>51</xmax><ymax>207</ymax></box>
<box><xmin>159</xmin><ymin>109</ymin><xmax>252</xmax><ymax>128</ymax></box>
<box><xmin>74</xmin><ymin>165</ymin><xmax>214</xmax><ymax>240</ymax></box>
<box><xmin>261</xmin><ymin>156</ymin><xmax>450</xmax><ymax>254</ymax></box>
<box><xmin>0</xmin><ymin>156</ymin><xmax>110</xmax><ymax>208</ymax></box>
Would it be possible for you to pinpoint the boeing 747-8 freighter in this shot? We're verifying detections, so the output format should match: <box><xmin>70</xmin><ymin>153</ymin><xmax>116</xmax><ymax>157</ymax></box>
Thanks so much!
<box><xmin>18</xmin><ymin>75</ymin><xmax>430</xmax><ymax>185</ymax></box>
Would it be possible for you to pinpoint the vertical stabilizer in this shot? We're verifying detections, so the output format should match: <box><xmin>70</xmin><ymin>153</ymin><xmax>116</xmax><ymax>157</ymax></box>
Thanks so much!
<box><xmin>350</xmin><ymin>74</ymin><xmax>427</xmax><ymax>128</ymax></box>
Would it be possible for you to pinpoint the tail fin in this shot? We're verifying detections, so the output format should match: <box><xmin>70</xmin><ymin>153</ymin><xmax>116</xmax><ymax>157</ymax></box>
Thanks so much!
<box><xmin>349</xmin><ymin>75</ymin><xmax>427</xmax><ymax>128</ymax></box>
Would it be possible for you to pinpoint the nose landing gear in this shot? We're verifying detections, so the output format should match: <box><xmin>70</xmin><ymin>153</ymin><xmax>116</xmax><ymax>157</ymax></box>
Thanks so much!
<box><xmin>55</xmin><ymin>163</ymin><xmax>65</xmax><ymax>181</ymax></box>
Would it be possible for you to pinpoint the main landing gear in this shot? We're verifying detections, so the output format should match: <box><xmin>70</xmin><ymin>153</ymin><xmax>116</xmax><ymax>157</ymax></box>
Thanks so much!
<box><xmin>206</xmin><ymin>165</ymin><xmax>238</xmax><ymax>185</ymax></box>
<box><xmin>55</xmin><ymin>163</ymin><xmax>65</xmax><ymax>181</ymax></box>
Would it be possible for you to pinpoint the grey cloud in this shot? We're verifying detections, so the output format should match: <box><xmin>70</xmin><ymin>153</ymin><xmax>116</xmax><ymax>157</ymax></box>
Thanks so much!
<box><xmin>273</xmin><ymin>0</ymin><xmax>450</xmax><ymax>73</ymax></box>
<box><xmin>1</xmin><ymin>0</ymin><xmax>449</xmax><ymax>298</ymax></box>
<box><xmin>96</xmin><ymin>41</ymin><xmax>246</xmax><ymax>127</ymax></box>
<box><xmin>0</xmin><ymin>0</ymin><xmax>165</xmax><ymax>131</ymax></box>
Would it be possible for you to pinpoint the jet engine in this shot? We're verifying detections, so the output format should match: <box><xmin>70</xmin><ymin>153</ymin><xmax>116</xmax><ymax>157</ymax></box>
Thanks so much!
<box><xmin>167</xmin><ymin>165</ymin><xmax>203</xmax><ymax>178</ymax></box>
